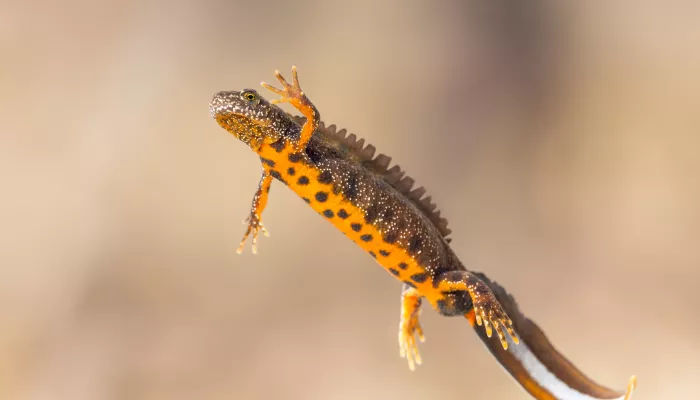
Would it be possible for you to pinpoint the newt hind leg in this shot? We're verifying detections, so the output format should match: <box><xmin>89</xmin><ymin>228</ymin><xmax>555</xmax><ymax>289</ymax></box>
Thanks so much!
<box><xmin>436</xmin><ymin>271</ymin><xmax>519</xmax><ymax>350</ymax></box>
<box><xmin>261</xmin><ymin>66</ymin><xmax>320</xmax><ymax>152</ymax></box>
<box><xmin>398</xmin><ymin>284</ymin><xmax>425</xmax><ymax>371</ymax></box>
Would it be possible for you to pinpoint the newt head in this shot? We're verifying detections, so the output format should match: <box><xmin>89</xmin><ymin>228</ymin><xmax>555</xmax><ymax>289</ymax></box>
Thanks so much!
<box><xmin>210</xmin><ymin>88</ymin><xmax>292</xmax><ymax>150</ymax></box>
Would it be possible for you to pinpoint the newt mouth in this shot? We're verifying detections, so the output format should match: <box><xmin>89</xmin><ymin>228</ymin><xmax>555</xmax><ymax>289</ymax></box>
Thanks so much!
<box><xmin>209</xmin><ymin>91</ymin><xmax>241</xmax><ymax>118</ymax></box>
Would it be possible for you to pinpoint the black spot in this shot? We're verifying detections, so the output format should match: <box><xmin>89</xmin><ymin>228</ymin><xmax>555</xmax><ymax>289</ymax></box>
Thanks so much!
<box><xmin>266</xmin><ymin>185</ymin><xmax>271</xmax><ymax>193</ymax></box>
<box><xmin>269</xmin><ymin>140</ymin><xmax>285</xmax><ymax>152</ymax></box>
<box><xmin>379</xmin><ymin>250</ymin><xmax>390</xmax><ymax>257</ymax></box>
<box><xmin>315</xmin><ymin>192</ymin><xmax>328</xmax><ymax>202</ymax></box>
<box><xmin>323</xmin><ymin>209</ymin><xmax>334</xmax><ymax>218</ymax></box>
<box><xmin>369</xmin><ymin>251</ymin><xmax>377</xmax><ymax>258</ymax></box>
<box><xmin>398</xmin><ymin>262</ymin><xmax>408</xmax><ymax>270</ymax></box>
<box><xmin>389</xmin><ymin>268</ymin><xmax>400</xmax><ymax>276</ymax></box>
<box><xmin>383</xmin><ymin>231</ymin><xmax>398</xmax><ymax>244</ymax></box>
<box><xmin>288</xmin><ymin>153</ymin><xmax>303</xmax><ymax>163</ymax></box>
<box><xmin>260</xmin><ymin>158</ymin><xmax>275</xmax><ymax>167</ymax></box>
<box><xmin>364</xmin><ymin>203</ymin><xmax>379</xmax><ymax>224</ymax></box>
<box><xmin>360</xmin><ymin>234</ymin><xmax>373</xmax><ymax>242</ymax></box>
<box><xmin>410</xmin><ymin>273</ymin><xmax>428</xmax><ymax>284</ymax></box>
<box><xmin>269</xmin><ymin>170</ymin><xmax>286</xmax><ymax>184</ymax></box>
<box><xmin>337</xmin><ymin>209</ymin><xmax>349</xmax><ymax>219</ymax></box>
<box><xmin>318</xmin><ymin>170</ymin><xmax>333</xmax><ymax>184</ymax></box>
<box><xmin>382</xmin><ymin>207</ymin><xmax>395</xmax><ymax>221</ymax></box>
<box><xmin>408</xmin><ymin>235</ymin><xmax>423</xmax><ymax>254</ymax></box>
<box><xmin>351</xmin><ymin>223</ymin><xmax>362</xmax><ymax>232</ymax></box>
<box><xmin>287</xmin><ymin>167</ymin><xmax>296</xmax><ymax>176</ymax></box>
<box><xmin>403</xmin><ymin>281</ymin><xmax>416</xmax><ymax>289</ymax></box>
<box><xmin>302</xmin><ymin>197</ymin><xmax>311</xmax><ymax>204</ymax></box>
<box><xmin>297</xmin><ymin>176</ymin><xmax>310</xmax><ymax>185</ymax></box>
<box><xmin>342</xmin><ymin>172</ymin><xmax>359</xmax><ymax>200</ymax></box>
<box><xmin>306</xmin><ymin>143</ymin><xmax>342</xmax><ymax>164</ymax></box>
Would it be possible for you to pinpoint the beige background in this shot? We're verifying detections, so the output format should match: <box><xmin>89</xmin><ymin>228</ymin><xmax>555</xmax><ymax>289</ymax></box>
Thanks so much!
<box><xmin>2</xmin><ymin>1</ymin><xmax>699</xmax><ymax>399</ymax></box>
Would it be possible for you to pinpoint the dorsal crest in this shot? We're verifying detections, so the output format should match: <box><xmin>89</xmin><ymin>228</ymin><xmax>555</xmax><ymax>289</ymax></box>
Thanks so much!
<box><xmin>290</xmin><ymin>115</ymin><xmax>452</xmax><ymax>239</ymax></box>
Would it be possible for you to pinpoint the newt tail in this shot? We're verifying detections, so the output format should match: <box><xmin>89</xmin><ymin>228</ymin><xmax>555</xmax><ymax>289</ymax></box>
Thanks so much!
<box><xmin>210</xmin><ymin>66</ymin><xmax>636</xmax><ymax>399</ymax></box>
<box><xmin>472</xmin><ymin>273</ymin><xmax>636</xmax><ymax>400</ymax></box>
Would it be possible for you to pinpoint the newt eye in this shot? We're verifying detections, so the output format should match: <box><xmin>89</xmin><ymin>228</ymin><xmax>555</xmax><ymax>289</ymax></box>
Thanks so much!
<box><xmin>242</xmin><ymin>91</ymin><xmax>257</xmax><ymax>102</ymax></box>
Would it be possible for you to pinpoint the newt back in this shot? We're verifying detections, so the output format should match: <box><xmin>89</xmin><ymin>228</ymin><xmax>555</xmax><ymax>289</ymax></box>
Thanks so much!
<box><xmin>289</xmin><ymin>116</ymin><xmax>452</xmax><ymax>239</ymax></box>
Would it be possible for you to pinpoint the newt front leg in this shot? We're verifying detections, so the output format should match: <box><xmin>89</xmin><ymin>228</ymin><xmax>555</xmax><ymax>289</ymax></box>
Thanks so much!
<box><xmin>261</xmin><ymin>66</ymin><xmax>320</xmax><ymax>152</ymax></box>
<box><xmin>237</xmin><ymin>169</ymin><xmax>273</xmax><ymax>254</ymax></box>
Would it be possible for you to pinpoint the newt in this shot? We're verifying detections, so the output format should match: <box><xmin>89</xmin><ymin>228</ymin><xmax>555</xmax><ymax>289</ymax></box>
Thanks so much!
<box><xmin>210</xmin><ymin>66</ymin><xmax>636</xmax><ymax>400</ymax></box>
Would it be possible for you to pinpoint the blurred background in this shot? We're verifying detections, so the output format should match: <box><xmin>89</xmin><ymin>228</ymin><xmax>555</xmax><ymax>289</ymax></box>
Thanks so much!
<box><xmin>2</xmin><ymin>0</ymin><xmax>699</xmax><ymax>399</ymax></box>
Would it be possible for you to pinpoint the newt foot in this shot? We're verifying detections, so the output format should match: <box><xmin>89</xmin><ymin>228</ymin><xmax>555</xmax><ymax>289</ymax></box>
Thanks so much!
<box><xmin>398</xmin><ymin>311</ymin><xmax>425</xmax><ymax>371</ymax></box>
<box><xmin>261</xmin><ymin>66</ymin><xmax>309</xmax><ymax>107</ymax></box>
<box><xmin>236</xmin><ymin>213</ymin><xmax>269</xmax><ymax>254</ymax></box>
<box><xmin>472</xmin><ymin>291</ymin><xmax>519</xmax><ymax>350</ymax></box>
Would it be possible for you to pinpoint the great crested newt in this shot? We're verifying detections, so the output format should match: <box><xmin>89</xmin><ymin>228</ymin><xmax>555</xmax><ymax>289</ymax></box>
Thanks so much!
<box><xmin>210</xmin><ymin>66</ymin><xmax>636</xmax><ymax>400</ymax></box>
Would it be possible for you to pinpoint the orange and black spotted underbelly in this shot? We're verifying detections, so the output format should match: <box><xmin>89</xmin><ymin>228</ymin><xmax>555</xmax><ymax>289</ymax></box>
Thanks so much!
<box><xmin>258</xmin><ymin>138</ymin><xmax>467</xmax><ymax>310</ymax></box>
